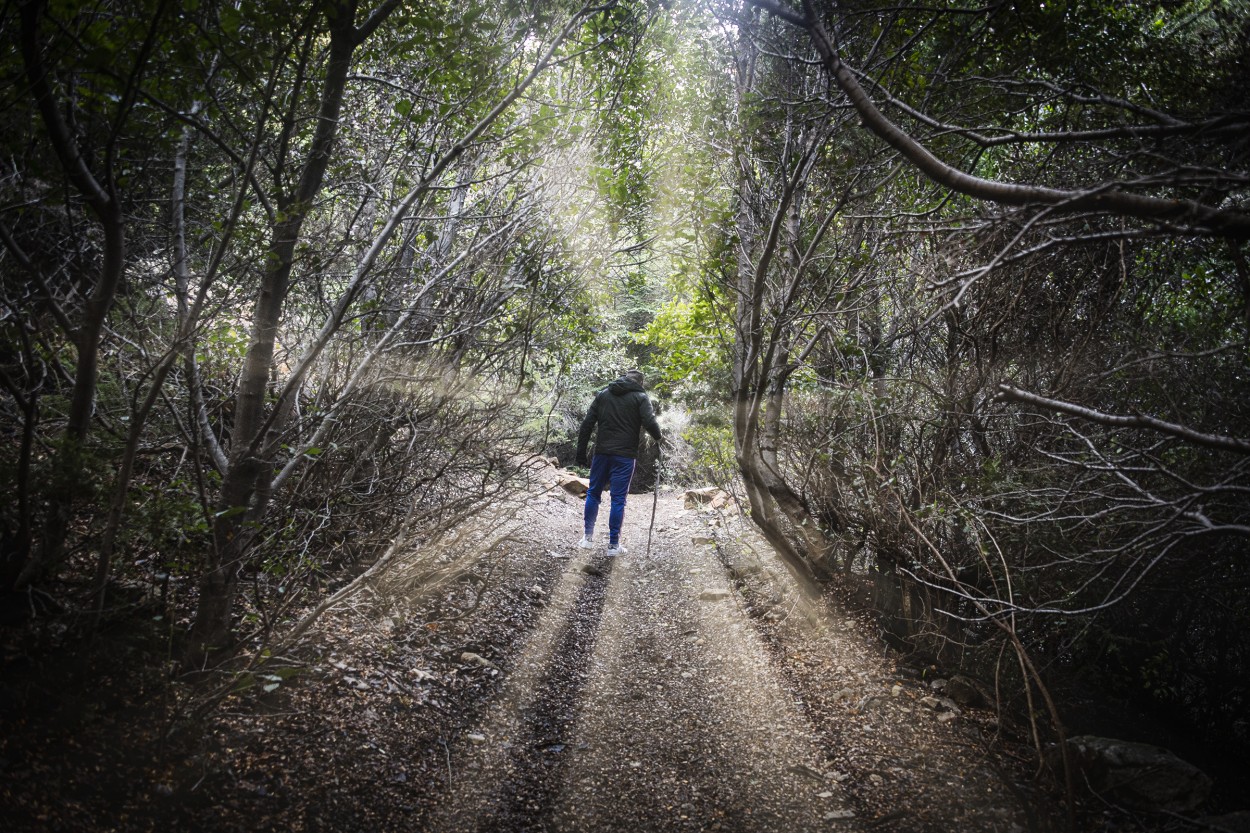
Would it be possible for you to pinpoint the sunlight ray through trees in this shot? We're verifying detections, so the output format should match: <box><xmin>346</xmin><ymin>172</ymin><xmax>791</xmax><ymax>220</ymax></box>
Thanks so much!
<box><xmin>2</xmin><ymin>0</ymin><xmax>1248</xmax><ymax>818</ymax></box>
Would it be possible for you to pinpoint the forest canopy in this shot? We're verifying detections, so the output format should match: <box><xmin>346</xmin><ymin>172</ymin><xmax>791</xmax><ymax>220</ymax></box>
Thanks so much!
<box><xmin>2</xmin><ymin>0</ymin><xmax>1248</xmax><ymax>801</ymax></box>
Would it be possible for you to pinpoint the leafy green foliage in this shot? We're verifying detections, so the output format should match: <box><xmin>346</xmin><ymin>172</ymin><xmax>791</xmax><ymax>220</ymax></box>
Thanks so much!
<box><xmin>2</xmin><ymin>0</ymin><xmax>1246</xmax><ymax>773</ymax></box>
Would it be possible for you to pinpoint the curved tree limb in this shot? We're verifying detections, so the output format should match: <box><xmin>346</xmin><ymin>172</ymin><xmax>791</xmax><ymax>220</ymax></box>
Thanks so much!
<box><xmin>747</xmin><ymin>0</ymin><xmax>1250</xmax><ymax>238</ymax></box>
<box><xmin>849</xmin><ymin>65</ymin><xmax>1250</xmax><ymax>149</ymax></box>
<box><xmin>997</xmin><ymin>384</ymin><xmax>1250</xmax><ymax>455</ymax></box>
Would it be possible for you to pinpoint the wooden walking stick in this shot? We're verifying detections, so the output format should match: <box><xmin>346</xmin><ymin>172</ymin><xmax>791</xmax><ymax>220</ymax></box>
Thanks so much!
<box><xmin>645</xmin><ymin>445</ymin><xmax>661</xmax><ymax>558</ymax></box>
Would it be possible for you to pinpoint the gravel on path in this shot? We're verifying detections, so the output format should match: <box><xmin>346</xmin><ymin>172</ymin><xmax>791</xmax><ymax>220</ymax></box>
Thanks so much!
<box><xmin>425</xmin><ymin>474</ymin><xmax>1046</xmax><ymax>832</ymax></box>
<box><xmin>0</xmin><ymin>460</ymin><xmax>1064</xmax><ymax>833</ymax></box>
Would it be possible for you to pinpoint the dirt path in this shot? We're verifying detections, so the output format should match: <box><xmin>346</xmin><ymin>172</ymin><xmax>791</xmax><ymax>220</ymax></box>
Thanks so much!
<box><xmin>422</xmin><ymin>471</ymin><xmax>1046</xmax><ymax>832</ymax></box>
<box><xmin>1</xmin><ymin>465</ymin><xmax>1052</xmax><ymax>832</ymax></box>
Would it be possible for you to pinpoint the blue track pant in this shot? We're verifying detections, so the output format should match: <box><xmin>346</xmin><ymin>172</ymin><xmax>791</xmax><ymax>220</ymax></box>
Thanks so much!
<box><xmin>584</xmin><ymin>453</ymin><xmax>636</xmax><ymax>547</ymax></box>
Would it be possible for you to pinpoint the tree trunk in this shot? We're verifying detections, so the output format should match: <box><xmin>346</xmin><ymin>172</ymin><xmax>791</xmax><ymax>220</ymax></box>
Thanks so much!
<box><xmin>92</xmin><ymin>110</ymin><xmax>212</xmax><ymax>617</ymax></box>
<box><xmin>183</xmin><ymin>0</ymin><xmax>582</xmax><ymax>662</ymax></box>
<box><xmin>186</xmin><ymin>2</ymin><xmax>366</xmax><ymax>662</ymax></box>
<box><xmin>16</xmin><ymin>0</ymin><xmax>131</xmax><ymax>589</ymax></box>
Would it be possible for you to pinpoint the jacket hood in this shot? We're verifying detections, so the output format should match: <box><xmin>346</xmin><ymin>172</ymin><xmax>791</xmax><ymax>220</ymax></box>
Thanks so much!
<box><xmin>608</xmin><ymin>377</ymin><xmax>645</xmax><ymax>395</ymax></box>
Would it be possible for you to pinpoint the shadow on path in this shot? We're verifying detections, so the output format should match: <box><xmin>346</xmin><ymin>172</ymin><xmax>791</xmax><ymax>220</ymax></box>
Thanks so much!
<box><xmin>478</xmin><ymin>555</ymin><xmax>616</xmax><ymax>832</ymax></box>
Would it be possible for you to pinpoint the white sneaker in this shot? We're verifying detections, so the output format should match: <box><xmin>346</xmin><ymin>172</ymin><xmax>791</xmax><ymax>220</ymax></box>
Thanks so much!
<box><xmin>605</xmin><ymin>543</ymin><xmax>627</xmax><ymax>557</ymax></box>
<box><xmin>577</xmin><ymin>536</ymin><xmax>595</xmax><ymax>550</ymax></box>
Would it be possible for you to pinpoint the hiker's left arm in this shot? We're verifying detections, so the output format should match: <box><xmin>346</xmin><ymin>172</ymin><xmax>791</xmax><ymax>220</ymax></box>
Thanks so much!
<box><xmin>576</xmin><ymin>397</ymin><xmax>599</xmax><ymax>465</ymax></box>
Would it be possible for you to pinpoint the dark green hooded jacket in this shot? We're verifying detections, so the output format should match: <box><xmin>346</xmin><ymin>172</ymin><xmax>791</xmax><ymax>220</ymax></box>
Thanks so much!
<box><xmin>576</xmin><ymin>377</ymin><xmax>661</xmax><ymax>462</ymax></box>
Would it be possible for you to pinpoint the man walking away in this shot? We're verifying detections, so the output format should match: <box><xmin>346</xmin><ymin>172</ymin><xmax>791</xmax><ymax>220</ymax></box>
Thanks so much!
<box><xmin>575</xmin><ymin>369</ymin><xmax>662</xmax><ymax>555</ymax></box>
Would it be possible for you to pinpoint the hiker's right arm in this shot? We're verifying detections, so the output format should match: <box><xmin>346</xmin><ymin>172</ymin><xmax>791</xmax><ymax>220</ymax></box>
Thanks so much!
<box><xmin>640</xmin><ymin>394</ymin><xmax>661</xmax><ymax>443</ymax></box>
